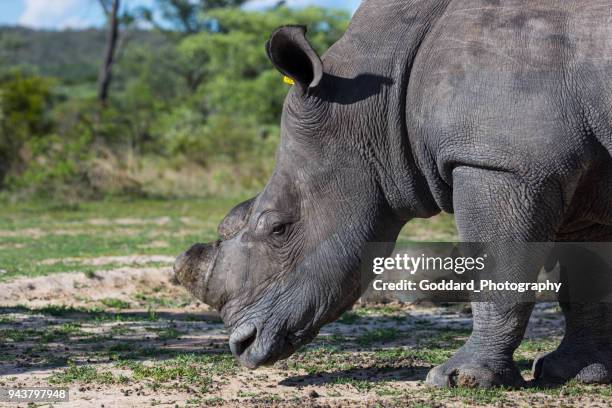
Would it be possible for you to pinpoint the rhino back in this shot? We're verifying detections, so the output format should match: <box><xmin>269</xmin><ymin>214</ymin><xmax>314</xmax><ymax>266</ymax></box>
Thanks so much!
<box><xmin>405</xmin><ymin>0</ymin><xmax>612</xmax><ymax>216</ymax></box>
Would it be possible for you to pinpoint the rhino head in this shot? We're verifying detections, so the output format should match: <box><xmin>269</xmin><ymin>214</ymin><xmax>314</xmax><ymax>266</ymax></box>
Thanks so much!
<box><xmin>174</xmin><ymin>25</ymin><xmax>436</xmax><ymax>368</ymax></box>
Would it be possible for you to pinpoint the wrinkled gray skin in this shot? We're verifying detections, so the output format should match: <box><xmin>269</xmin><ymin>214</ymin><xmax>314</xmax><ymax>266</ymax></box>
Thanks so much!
<box><xmin>175</xmin><ymin>0</ymin><xmax>612</xmax><ymax>388</ymax></box>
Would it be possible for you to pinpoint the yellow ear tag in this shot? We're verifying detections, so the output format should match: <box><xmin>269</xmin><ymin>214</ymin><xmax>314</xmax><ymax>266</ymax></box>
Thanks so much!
<box><xmin>283</xmin><ymin>76</ymin><xmax>295</xmax><ymax>85</ymax></box>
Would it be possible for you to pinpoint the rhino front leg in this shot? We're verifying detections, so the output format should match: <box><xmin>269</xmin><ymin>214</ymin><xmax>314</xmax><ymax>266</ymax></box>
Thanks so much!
<box><xmin>426</xmin><ymin>167</ymin><xmax>563</xmax><ymax>388</ymax></box>
<box><xmin>427</xmin><ymin>302</ymin><xmax>532</xmax><ymax>388</ymax></box>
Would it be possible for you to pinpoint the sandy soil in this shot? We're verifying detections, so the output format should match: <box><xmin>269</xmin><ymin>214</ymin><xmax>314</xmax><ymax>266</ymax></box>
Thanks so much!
<box><xmin>0</xmin><ymin>265</ymin><xmax>609</xmax><ymax>408</ymax></box>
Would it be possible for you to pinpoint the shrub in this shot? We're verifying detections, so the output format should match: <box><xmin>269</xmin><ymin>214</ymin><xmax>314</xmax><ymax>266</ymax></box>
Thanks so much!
<box><xmin>0</xmin><ymin>71</ymin><xmax>54</xmax><ymax>185</ymax></box>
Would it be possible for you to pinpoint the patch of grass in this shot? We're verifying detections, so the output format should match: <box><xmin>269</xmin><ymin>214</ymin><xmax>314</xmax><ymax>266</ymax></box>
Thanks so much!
<box><xmin>516</xmin><ymin>338</ymin><xmax>558</xmax><ymax>355</ymax></box>
<box><xmin>198</xmin><ymin>397</ymin><xmax>225</xmax><ymax>406</ymax></box>
<box><xmin>337</xmin><ymin>312</ymin><xmax>360</xmax><ymax>324</ymax></box>
<box><xmin>397</xmin><ymin>213</ymin><xmax>458</xmax><ymax>242</ymax></box>
<box><xmin>108</xmin><ymin>343</ymin><xmax>133</xmax><ymax>353</ymax></box>
<box><xmin>110</xmin><ymin>325</ymin><xmax>134</xmax><ymax>335</ymax></box>
<box><xmin>419</xmin><ymin>328</ymin><xmax>470</xmax><ymax>349</ymax></box>
<box><xmin>114</xmin><ymin>353</ymin><xmax>237</xmax><ymax>392</ymax></box>
<box><xmin>0</xmin><ymin>197</ymin><xmax>242</xmax><ymax>281</ymax></box>
<box><xmin>373</xmin><ymin>347</ymin><xmax>453</xmax><ymax>365</ymax></box>
<box><xmin>134</xmin><ymin>293</ymin><xmax>190</xmax><ymax>309</ymax></box>
<box><xmin>284</xmin><ymin>345</ymin><xmax>443</xmax><ymax>376</ymax></box>
<box><xmin>28</xmin><ymin>304</ymin><xmax>105</xmax><ymax>317</ymax></box>
<box><xmin>133</xmin><ymin>362</ymin><xmax>206</xmax><ymax>386</ymax></box>
<box><xmin>124</xmin><ymin>361</ymin><xmax>212</xmax><ymax>392</ymax></box>
<box><xmin>285</xmin><ymin>347</ymin><xmax>354</xmax><ymax>374</ymax></box>
<box><xmin>0</xmin><ymin>323</ymin><xmax>85</xmax><ymax>343</ymax></box>
<box><xmin>356</xmin><ymin>328</ymin><xmax>400</xmax><ymax>346</ymax></box>
<box><xmin>547</xmin><ymin>380</ymin><xmax>612</xmax><ymax>398</ymax></box>
<box><xmin>145</xmin><ymin>327</ymin><xmax>184</xmax><ymax>340</ymax></box>
<box><xmin>147</xmin><ymin>307</ymin><xmax>158</xmax><ymax>321</ymax></box>
<box><xmin>425</xmin><ymin>386</ymin><xmax>508</xmax><ymax>405</ymax></box>
<box><xmin>331</xmin><ymin>376</ymin><xmax>377</xmax><ymax>392</ymax></box>
<box><xmin>0</xmin><ymin>328</ymin><xmax>39</xmax><ymax>342</ymax></box>
<box><xmin>375</xmin><ymin>386</ymin><xmax>403</xmax><ymax>396</ymax></box>
<box><xmin>237</xmin><ymin>390</ymin><xmax>258</xmax><ymax>397</ymax></box>
<box><xmin>319</xmin><ymin>333</ymin><xmax>347</xmax><ymax>344</ymax></box>
<box><xmin>100</xmin><ymin>298</ymin><xmax>131</xmax><ymax>309</ymax></box>
<box><xmin>413</xmin><ymin>318</ymin><xmax>435</xmax><ymax>328</ymax></box>
<box><xmin>389</xmin><ymin>315</ymin><xmax>407</xmax><ymax>323</ymax></box>
<box><xmin>49</xmin><ymin>362</ymin><xmax>128</xmax><ymax>385</ymax></box>
<box><xmin>354</xmin><ymin>304</ymin><xmax>404</xmax><ymax>316</ymax></box>
<box><xmin>41</xmin><ymin>323</ymin><xmax>83</xmax><ymax>342</ymax></box>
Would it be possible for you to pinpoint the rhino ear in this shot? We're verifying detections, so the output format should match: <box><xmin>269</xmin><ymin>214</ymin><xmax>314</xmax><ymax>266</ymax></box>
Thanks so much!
<box><xmin>266</xmin><ymin>25</ymin><xmax>323</xmax><ymax>92</ymax></box>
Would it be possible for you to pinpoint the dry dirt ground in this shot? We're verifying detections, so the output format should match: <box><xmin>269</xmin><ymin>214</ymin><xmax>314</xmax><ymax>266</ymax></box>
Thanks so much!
<box><xmin>0</xmin><ymin>202</ymin><xmax>610</xmax><ymax>407</ymax></box>
<box><xmin>0</xmin><ymin>264</ymin><xmax>610</xmax><ymax>408</ymax></box>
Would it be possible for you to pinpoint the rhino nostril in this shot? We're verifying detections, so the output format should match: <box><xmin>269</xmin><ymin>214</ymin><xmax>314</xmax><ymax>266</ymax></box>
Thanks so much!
<box><xmin>229</xmin><ymin>324</ymin><xmax>257</xmax><ymax>357</ymax></box>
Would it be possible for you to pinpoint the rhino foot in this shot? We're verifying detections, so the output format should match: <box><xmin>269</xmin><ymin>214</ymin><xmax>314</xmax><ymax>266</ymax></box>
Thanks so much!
<box><xmin>426</xmin><ymin>348</ymin><xmax>525</xmax><ymax>388</ymax></box>
<box><xmin>533</xmin><ymin>348</ymin><xmax>612</xmax><ymax>385</ymax></box>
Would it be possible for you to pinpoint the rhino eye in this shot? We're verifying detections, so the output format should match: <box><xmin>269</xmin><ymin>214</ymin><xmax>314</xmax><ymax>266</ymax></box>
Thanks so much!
<box><xmin>271</xmin><ymin>224</ymin><xmax>287</xmax><ymax>236</ymax></box>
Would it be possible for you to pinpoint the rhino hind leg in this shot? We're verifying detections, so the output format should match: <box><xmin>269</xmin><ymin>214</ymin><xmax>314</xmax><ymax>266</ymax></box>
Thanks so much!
<box><xmin>533</xmin><ymin>301</ymin><xmax>612</xmax><ymax>384</ymax></box>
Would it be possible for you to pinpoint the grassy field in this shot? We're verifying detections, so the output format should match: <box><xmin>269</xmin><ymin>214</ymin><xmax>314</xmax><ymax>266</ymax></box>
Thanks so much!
<box><xmin>0</xmin><ymin>197</ymin><xmax>610</xmax><ymax>407</ymax></box>
<box><xmin>0</xmin><ymin>197</ymin><xmax>241</xmax><ymax>281</ymax></box>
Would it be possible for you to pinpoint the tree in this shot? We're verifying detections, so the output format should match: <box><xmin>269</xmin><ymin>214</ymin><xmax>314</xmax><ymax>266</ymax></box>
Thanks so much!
<box><xmin>97</xmin><ymin>0</ymin><xmax>120</xmax><ymax>105</ymax></box>
<box><xmin>138</xmin><ymin>0</ymin><xmax>250</xmax><ymax>93</ymax></box>
<box><xmin>97</xmin><ymin>0</ymin><xmax>137</xmax><ymax>105</ymax></box>
<box><xmin>141</xmin><ymin>0</ymin><xmax>250</xmax><ymax>37</ymax></box>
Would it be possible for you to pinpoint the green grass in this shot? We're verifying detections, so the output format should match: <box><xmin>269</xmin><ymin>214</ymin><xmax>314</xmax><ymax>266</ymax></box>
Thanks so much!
<box><xmin>237</xmin><ymin>390</ymin><xmax>259</xmax><ymax>397</ymax></box>
<box><xmin>397</xmin><ymin>213</ymin><xmax>457</xmax><ymax>242</ymax></box>
<box><xmin>337</xmin><ymin>311</ymin><xmax>361</xmax><ymax>324</ymax></box>
<box><xmin>419</xmin><ymin>328</ymin><xmax>471</xmax><ymax>349</ymax></box>
<box><xmin>355</xmin><ymin>328</ymin><xmax>400</xmax><ymax>346</ymax></box>
<box><xmin>425</xmin><ymin>386</ymin><xmax>508</xmax><ymax>405</ymax></box>
<box><xmin>145</xmin><ymin>327</ymin><xmax>185</xmax><ymax>340</ymax></box>
<box><xmin>50</xmin><ymin>353</ymin><xmax>238</xmax><ymax>393</ymax></box>
<box><xmin>0</xmin><ymin>322</ymin><xmax>87</xmax><ymax>343</ymax></box>
<box><xmin>0</xmin><ymin>197</ymin><xmax>245</xmax><ymax>280</ymax></box>
<box><xmin>100</xmin><ymin>298</ymin><xmax>131</xmax><ymax>309</ymax></box>
<box><xmin>200</xmin><ymin>397</ymin><xmax>225</xmax><ymax>406</ymax></box>
<box><xmin>49</xmin><ymin>362</ymin><xmax>129</xmax><ymax>385</ymax></box>
<box><xmin>134</xmin><ymin>293</ymin><xmax>191</xmax><ymax>309</ymax></box>
<box><xmin>373</xmin><ymin>347</ymin><xmax>453</xmax><ymax>366</ymax></box>
<box><xmin>516</xmin><ymin>338</ymin><xmax>558</xmax><ymax>354</ymax></box>
<box><xmin>115</xmin><ymin>353</ymin><xmax>236</xmax><ymax>392</ymax></box>
<box><xmin>353</xmin><ymin>304</ymin><xmax>405</xmax><ymax>316</ymax></box>
<box><xmin>331</xmin><ymin>376</ymin><xmax>377</xmax><ymax>392</ymax></box>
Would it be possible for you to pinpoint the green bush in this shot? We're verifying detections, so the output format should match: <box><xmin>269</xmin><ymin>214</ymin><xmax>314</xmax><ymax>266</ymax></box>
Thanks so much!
<box><xmin>0</xmin><ymin>71</ymin><xmax>54</xmax><ymax>186</ymax></box>
<box><xmin>0</xmin><ymin>7</ymin><xmax>350</xmax><ymax>199</ymax></box>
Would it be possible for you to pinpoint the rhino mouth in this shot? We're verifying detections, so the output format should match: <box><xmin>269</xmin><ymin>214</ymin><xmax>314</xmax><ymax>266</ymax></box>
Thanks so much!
<box><xmin>228</xmin><ymin>318</ymin><xmax>320</xmax><ymax>369</ymax></box>
<box><xmin>229</xmin><ymin>323</ymin><xmax>261</xmax><ymax>368</ymax></box>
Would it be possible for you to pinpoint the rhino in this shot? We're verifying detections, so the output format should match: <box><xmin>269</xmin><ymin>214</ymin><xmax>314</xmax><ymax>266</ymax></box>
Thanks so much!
<box><xmin>174</xmin><ymin>0</ymin><xmax>612</xmax><ymax>388</ymax></box>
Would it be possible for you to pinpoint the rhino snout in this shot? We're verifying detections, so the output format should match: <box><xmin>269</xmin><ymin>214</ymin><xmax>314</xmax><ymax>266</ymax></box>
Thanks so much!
<box><xmin>173</xmin><ymin>241</ymin><xmax>222</xmax><ymax>308</ymax></box>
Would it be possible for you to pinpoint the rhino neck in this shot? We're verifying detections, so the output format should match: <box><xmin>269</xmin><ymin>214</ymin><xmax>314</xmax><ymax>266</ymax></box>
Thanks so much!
<box><xmin>322</xmin><ymin>0</ymin><xmax>450</xmax><ymax>220</ymax></box>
